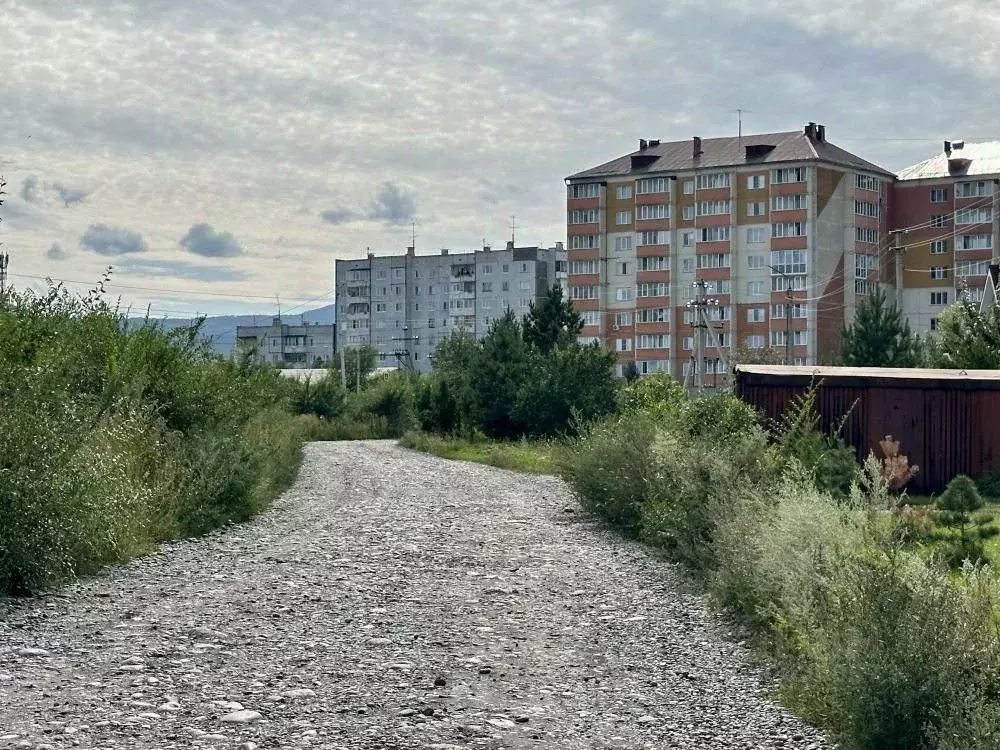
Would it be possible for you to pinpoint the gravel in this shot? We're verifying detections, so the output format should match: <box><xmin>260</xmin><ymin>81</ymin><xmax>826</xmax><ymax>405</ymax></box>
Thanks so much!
<box><xmin>0</xmin><ymin>440</ymin><xmax>829</xmax><ymax>749</ymax></box>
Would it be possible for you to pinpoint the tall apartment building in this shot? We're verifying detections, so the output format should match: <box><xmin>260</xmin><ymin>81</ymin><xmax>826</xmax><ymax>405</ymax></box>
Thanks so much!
<box><xmin>565</xmin><ymin>123</ymin><xmax>893</xmax><ymax>382</ymax></box>
<box><xmin>334</xmin><ymin>242</ymin><xmax>567</xmax><ymax>373</ymax></box>
<box><xmin>892</xmin><ymin>140</ymin><xmax>1000</xmax><ymax>332</ymax></box>
<box><xmin>235</xmin><ymin>318</ymin><xmax>336</xmax><ymax>368</ymax></box>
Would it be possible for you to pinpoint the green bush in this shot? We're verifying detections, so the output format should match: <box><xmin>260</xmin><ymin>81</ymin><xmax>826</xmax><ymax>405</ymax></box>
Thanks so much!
<box><xmin>351</xmin><ymin>372</ymin><xmax>416</xmax><ymax>437</ymax></box>
<box><xmin>976</xmin><ymin>471</ymin><xmax>1000</xmax><ymax>499</ymax></box>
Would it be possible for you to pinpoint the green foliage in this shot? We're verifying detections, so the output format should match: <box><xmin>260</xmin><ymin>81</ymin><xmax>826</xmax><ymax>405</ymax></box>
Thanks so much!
<box><xmin>399</xmin><ymin>431</ymin><xmax>562</xmax><ymax>475</ymax></box>
<box><xmin>351</xmin><ymin>372</ymin><xmax>417</xmax><ymax>437</ymax></box>
<box><xmin>522</xmin><ymin>283</ymin><xmax>584</xmax><ymax>354</ymax></box>
<box><xmin>0</xmin><ymin>282</ymin><xmax>305</xmax><ymax>594</ymax></box>
<box><xmin>618</xmin><ymin>372</ymin><xmax>685</xmax><ymax>420</ymax></box>
<box><xmin>935</xmin><ymin>475</ymin><xmax>997</xmax><ymax>567</ymax></box>
<box><xmin>977</xmin><ymin>471</ymin><xmax>1000</xmax><ymax>499</ymax></box>
<box><xmin>840</xmin><ymin>286</ymin><xmax>921</xmax><ymax>367</ymax></box>
<box><xmin>332</xmin><ymin>344</ymin><xmax>379</xmax><ymax>389</ymax></box>
<box><xmin>930</xmin><ymin>300</ymin><xmax>1000</xmax><ymax>369</ymax></box>
<box><xmin>292</xmin><ymin>373</ymin><xmax>346</xmax><ymax>420</ymax></box>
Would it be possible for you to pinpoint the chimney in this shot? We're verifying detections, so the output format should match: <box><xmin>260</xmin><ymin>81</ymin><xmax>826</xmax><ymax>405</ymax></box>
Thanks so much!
<box><xmin>441</xmin><ymin>248</ymin><xmax>449</xmax><ymax>256</ymax></box>
<box><xmin>555</xmin><ymin>241</ymin><xmax>564</xmax><ymax>251</ymax></box>
<box><xmin>805</xmin><ymin>122</ymin><xmax>816</xmax><ymax>139</ymax></box>
<box><xmin>506</xmin><ymin>240</ymin><xmax>515</xmax><ymax>250</ymax></box>
<box><xmin>816</xmin><ymin>124</ymin><xmax>826</xmax><ymax>142</ymax></box>
<box><xmin>639</xmin><ymin>138</ymin><xmax>648</xmax><ymax>150</ymax></box>
<box><xmin>693</xmin><ymin>136</ymin><xmax>702</xmax><ymax>157</ymax></box>
<box><xmin>944</xmin><ymin>140</ymin><xmax>952</xmax><ymax>156</ymax></box>
<box><xmin>648</xmin><ymin>139</ymin><xmax>660</xmax><ymax>147</ymax></box>
<box><xmin>406</xmin><ymin>245</ymin><xmax>415</xmax><ymax>256</ymax></box>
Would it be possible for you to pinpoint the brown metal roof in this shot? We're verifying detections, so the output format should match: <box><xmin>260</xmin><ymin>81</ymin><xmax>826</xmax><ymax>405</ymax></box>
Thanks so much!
<box><xmin>568</xmin><ymin>130</ymin><xmax>895</xmax><ymax>181</ymax></box>
<box><xmin>734</xmin><ymin>364</ymin><xmax>1000</xmax><ymax>390</ymax></box>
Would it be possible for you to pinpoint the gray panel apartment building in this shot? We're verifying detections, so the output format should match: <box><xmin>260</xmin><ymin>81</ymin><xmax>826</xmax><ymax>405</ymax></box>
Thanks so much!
<box><xmin>335</xmin><ymin>242</ymin><xmax>567</xmax><ymax>373</ymax></box>
<box><xmin>235</xmin><ymin>318</ymin><xmax>336</xmax><ymax>368</ymax></box>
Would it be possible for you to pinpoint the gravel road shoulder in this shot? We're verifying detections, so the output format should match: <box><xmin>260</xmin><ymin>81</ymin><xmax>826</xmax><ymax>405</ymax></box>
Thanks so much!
<box><xmin>0</xmin><ymin>441</ymin><xmax>828</xmax><ymax>749</ymax></box>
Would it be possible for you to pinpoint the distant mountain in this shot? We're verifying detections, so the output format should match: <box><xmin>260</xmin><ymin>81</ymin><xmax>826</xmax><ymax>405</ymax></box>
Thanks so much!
<box><xmin>130</xmin><ymin>304</ymin><xmax>336</xmax><ymax>357</ymax></box>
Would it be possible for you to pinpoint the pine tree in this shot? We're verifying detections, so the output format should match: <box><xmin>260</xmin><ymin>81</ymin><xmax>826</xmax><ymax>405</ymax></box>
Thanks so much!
<box><xmin>840</xmin><ymin>287</ymin><xmax>921</xmax><ymax>367</ymax></box>
<box><xmin>936</xmin><ymin>474</ymin><xmax>997</xmax><ymax>567</ymax></box>
<box><xmin>522</xmin><ymin>284</ymin><xmax>584</xmax><ymax>354</ymax></box>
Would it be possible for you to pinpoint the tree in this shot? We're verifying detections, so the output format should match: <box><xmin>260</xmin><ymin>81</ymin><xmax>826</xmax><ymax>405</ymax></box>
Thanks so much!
<box><xmin>840</xmin><ymin>287</ymin><xmax>921</xmax><ymax>367</ymax></box>
<box><xmin>471</xmin><ymin>309</ymin><xmax>532</xmax><ymax>438</ymax></box>
<box><xmin>935</xmin><ymin>474</ymin><xmax>997</xmax><ymax>567</ymax></box>
<box><xmin>332</xmin><ymin>344</ymin><xmax>379</xmax><ymax>389</ymax></box>
<box><xmin>522</xmin><ymin>284</ymin><xmax>583</xmax><ymax>354</ymax></box>
<box><xmin>930</xmin><ymin>299</ymin><xmax>1000</xmax><ymax>369</ymax></box>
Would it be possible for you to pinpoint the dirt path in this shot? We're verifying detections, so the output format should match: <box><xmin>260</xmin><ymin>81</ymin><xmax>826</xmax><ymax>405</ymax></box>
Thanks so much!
<box><xmin>0</xmin><ymin>441</ymin><xmax>827</xmax><ymax>749</ymax></box>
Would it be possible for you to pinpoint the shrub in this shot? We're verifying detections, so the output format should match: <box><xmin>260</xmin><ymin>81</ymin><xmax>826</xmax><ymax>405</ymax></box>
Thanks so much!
<box><xmin>935</xmin><ymin>475</ymin><xmax>998</xmax><ymax>567</ymax></box>
<box><xmin>617</xmin><ymin>372</ymin><xmax>685</xmax><ymax>421</ymax></box>
<box><xmin>352</xmin><ymin>372</ymin><xmax>416</xmax><ymax>437</ymax></box>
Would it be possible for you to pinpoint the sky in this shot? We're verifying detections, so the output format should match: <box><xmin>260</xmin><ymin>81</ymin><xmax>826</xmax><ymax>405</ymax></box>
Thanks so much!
<box><xmin>2</xmin><ymin>0</ymin><xmax>1000</xmax><ymax>320</ymax></box>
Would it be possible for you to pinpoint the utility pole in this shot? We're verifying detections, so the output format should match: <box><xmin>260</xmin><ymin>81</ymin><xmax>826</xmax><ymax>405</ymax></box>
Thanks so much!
<box><xmin>0</xmin><ymin>251</ymin><xmax>8</xmax><ymax>296</ymax></box>
<box><xmin>785</xmin><ymin>285</ymin><xmax>792</xmax><ymax>366</ymax></box>
<box><xmin>686</xmin><ymin>280</ymin><xmax>723</xmax><ymax>391</ymax></box>
<box><xmin>892</xmin><ymin>228</ymin><xmax>904</xmax><ymax>310</ymax></box>
<box><xmin>356</xmin><ymin>347</ymin><xmax>361</xmax><ymax>392</ymax></box>
<box><xmin>510</xmin><ymin>215</ymin><xmax>517</xmax><ymax>246</ymax></box>
<box><xmin>339</xmin><ymin>343</ymin><xmax>347</xmax><ymax>388</ymax></box>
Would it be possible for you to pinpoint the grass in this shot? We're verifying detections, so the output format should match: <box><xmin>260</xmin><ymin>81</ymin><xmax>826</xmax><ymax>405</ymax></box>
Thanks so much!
<box><xmin>398</xmin><ymin>431</ymin><xmax>563</xmax><ymax>475</ymax></box>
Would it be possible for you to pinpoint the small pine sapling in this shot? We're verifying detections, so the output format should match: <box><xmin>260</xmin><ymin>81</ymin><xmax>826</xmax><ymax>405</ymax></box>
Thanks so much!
<box><xmin>935</xmin><ymin>474</ymin><xmax>998</xmax><ymax>567</ymax></box>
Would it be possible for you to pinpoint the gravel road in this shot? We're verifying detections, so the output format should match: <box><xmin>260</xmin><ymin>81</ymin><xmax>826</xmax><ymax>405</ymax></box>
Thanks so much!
<box><xmin>0</xmin><ymin>441</ymin><xmax>828</xmax><ymax>749</ymax></box>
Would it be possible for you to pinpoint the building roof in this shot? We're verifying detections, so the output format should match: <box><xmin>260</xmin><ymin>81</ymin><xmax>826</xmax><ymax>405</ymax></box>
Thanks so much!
<box><xmin>897</xmin><ymin>141</ymin><xmax>1000</xmax><ymax>181</ymax></box>
<box><xmin>734</xmin><ymin>364</ymin><xmax>1000</xmax><ymax>390</ymax></box>
<box><xmin>567</xmin><ymin>127</ymin><xmax>894</xmax><ymax>181</ymax></box>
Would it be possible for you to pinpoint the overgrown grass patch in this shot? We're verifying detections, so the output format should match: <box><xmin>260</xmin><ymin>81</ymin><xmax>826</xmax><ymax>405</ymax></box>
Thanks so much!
<box><xmin>399</xmin><ymin>431</ymin><xmax>563</xmax><ymax>475</ymax></box>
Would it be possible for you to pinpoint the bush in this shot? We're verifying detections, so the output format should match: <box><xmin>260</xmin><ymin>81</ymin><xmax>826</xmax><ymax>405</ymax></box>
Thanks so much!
<box><xmin>351</xmin><ymin>372</ymin><xmax>416</xmax><ymax>437</ymax></box>
<box><xmin>976</xmin><ymin>471</ymin><xmax>1000</xmax><ymax>499</ymax></box>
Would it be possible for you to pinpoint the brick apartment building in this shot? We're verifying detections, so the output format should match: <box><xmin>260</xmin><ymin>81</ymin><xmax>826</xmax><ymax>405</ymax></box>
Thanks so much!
<box><xmin>892</xmin><ymin>140</ymin><xmax>1000</xmax><ymax>333</ymax></box>
<box><xmin>565</xmin><ymin>123</ymin><xmax>893</xmax><ymax>382</ymax></box>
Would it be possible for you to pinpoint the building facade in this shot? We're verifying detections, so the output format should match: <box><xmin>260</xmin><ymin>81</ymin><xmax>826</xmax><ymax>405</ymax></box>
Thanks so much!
<box><xmin>334</xmin><ymin>242</ymin><xmax>567</xmax><ymax>373</ymax></box>
<box><xmin>235</xmin><ymin>319</ymin><xmax>336</xmax><ymax>368</ymax></box>
<box><xmin>565</xmin><ymin>123</ymin><xmax>893</xmax><ymax>383</ymax></box>
<box><xmin>891</xmin><ymin>140</ymin><xmax>1000</xmax><ymax>333</ymax></box>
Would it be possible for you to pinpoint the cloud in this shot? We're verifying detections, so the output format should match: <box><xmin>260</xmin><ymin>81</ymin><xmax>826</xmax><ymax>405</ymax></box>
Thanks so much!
<box><xmin>118</xmin><ymin>257</ymin><xmax>249</xmax><ymax>283</ymax></box>
<box><xmin>21</xmin><ymin>176</ymin><xmax>40</xmax><ymax>203</ymax></box>
<box><xmin>368</xmin><ymin>182</ymin><xmax>417</xmax><ymax>226</ymax></box>
<box><xmin>319</xmin><ymin>208</ymin><xmax>359</xmax><ymax>226</ymax></box>
<box><xmin>320</xmin><ymin>182</ymin><xmax>417</xmax><ymax>227</ymax></box>
<box><xmin>179</xmin><ymin>223</ymin><xmax>244</xmax><ymax>257</ymax></box>
<box><xmin>80</xmin><ymin>224</ymin><xmax>148</xmax><ymax>256</ymax></box>
<box><xmin>46</xmin><ymin>241</ymin><xmax>69</xmax><ymax>260</ymax></box>
<box><xmin>19</xmin><ymin>175</ymin><xmax>89</xmax><ymax>207</ymax></box>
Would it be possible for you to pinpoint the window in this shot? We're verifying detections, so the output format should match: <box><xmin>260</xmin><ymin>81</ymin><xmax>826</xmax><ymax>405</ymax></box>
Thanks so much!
<box><xmin>956</xmin><ymin>207</ymin><xmax>992</xmax><ymax>225</ymax></box>
<box><xmin>958</xmin><ymin>234</ymin><xmax>993</xmax><ymax>250</ymax></box>
<box><xmin>635</xmin><ymin>307</ymin><xmax>668</xmax><ymax>323</ymax></box>
<box><xmin>637</xmin><ymin>282</ymin><xmax>668</xmax><ymax>297</ymax></box>
<box><xmin>772</xmin><ymin>275</ymin><xmax>807</xmax><ymax>292</ymax></box>
<box><xmin>854</xmin><ymin>254</ymin><xmax>876</xmax><ymax>280</ymax></box>
<box><xmin>957</xmin><ymin>260</ymin><xmax>990</xmax><ymax>276</ymax></box>
<box><xmin>682</xmin><ymin>180</ymin><xmax>695</xmax><ymax>194</ymax></box>
<box><xmin>854</xmin><ymin>200</ymin><xmax>880</xmax><ymax>218</ymax></box>
<box><xmin>615</xmin><ymin>338</ymin><xmax>633</xmax><ymax>352</ymax></box>
<box><xmin>746</xmin><ymin>334</ymin><xmax>765</xmax><ymax>349</ymax></box>
<box><xmin>747</xmin><ymin>254</ymin><xmax>765</xmax><ymax>269</ymax></box>
<box><xmin>930</xmin><ymin>318</ymin><xmax>938</xmax><ymax>331</ymax></box>
<box><xmin>636</xmin><ymin>177</ymin><xmax>669</xmax><ymax>194</ymax></box>
<box><xmin>772</xmin><ymin>303</ymin><xmax>808</xmax><ymax>319</ymax></box>
<box><xmin>856</xmin><ymin>174</ymin><xmax>880</xmax><ymax>191</ymax></box>
<box><xmin>581</xmin><ymin>310</ymin><xmax>600</xmax><ymax>327</ymax></box>
<box><xmin>746</xmin><ymin>201</ymin><xmax>766</xmax><ymax>217</ymax></box>
<box><xmin>747</xmin><ymin>280</ymin><xmax>765</xmax><ymax>296</ymax></box>
<box><xmin>637</xmin><ymin>204</ymin><xmax>668</xmax><ymax>220</ymax></box>
<box><xmin>638</xmin><ymin>230</ymin><xmax>667</xmax><ymax>245</ymax></box>
<box><xmin>770</xmin><ymin>249</ymin><xmax>806</xmax><ymax>275</ymax></box>
<box><xmin>930</xmin><ymin>214</ymin><xmax>948</xmax><ymax>228</ymax></box>
<box><xmin>957</xmin><ymin>181</ymin><xmax>993</xmax><ymax>198</ymax></box>
<box><xmin>683</xmin><ymin>205</ymin><xmax>695</xmax><ymax>220</ymax></box>
<box><xmin>697</xmin><ymin>253</ymin><xmax>730</xmax><ymax>269</ymax></box>
<box><xmin>616</xmin><ymin>262</ymin><xmax>630</xmax><ymax>276</ymax></box>
<box><xmin>930</xmin><ymin>239</ymin><xmax>948</xmax><ymax>254</ymax></box>
<box><xmin>481</xmin><ymin>281</ymin><xmax>493</xmax><ymax>292</ymax></box>
<box><xmin>682</xmin><ymin>231</ymin><xmax>695</xmax><ymax>248</ymax></box>
<box><xmin>570</xmin><ymin>183</ymin><xmax>600</xmax><ymax>199</ymax></box>
<box><xmin>569</xmin><ymin>260</ymin><xmax>598</xmax><ymax>274</ymax></box>
<box><xmin>929</xmin><ymin>267</ymin><xmax>948</xmax><ymax>280</ymax></box>
<box><xmin>616</xmin><ymin>185</ymin><xmax>632</xmax><ymax>199</ymax></box>
<box><xmin>682</xmin><ymin>258</ymin><xmax>694</xmax><ymax>273</ymax></box>
<box><xmin>615</xmin><ymin>312</ymin><xmax>633</xmax><ymax>327</ymax></box>
<box><xmin>856</xmin><ymin>227</ymin><xmax>879</xmax><ymax>244</ymax></box>
<box><xmin>771</xmin><ymin>330</ymin><xmax>808</xmax><ymax>347</ymax></box>
<box><xmin>638</xmin><ymin>255</ymin><xmax>667</xmax><ymax>271</ymax></box>
<box><xmin>773</xmin><ymin>167</ymin><xmax>806</xmax><ymax>184</ymax></box>
<box><xmin>710</xmin><ymin>332</ymin><xmax>731</xmax><ymax>348</ymax></box>
<box><xmin>502</xmin><ymin>264</ymin><xmax>509</xmax><ymax>272</ymax></box>
<box><xmin>930</xmin><ymin>291</ymin><xmax>949</xmax><ymax>306</ymax></box>
<box><xmin>746</xmin><ymin>227</ymin><xmax>766</xmax><ymax>245</ymax></box>
<box><xmin>395</xmin><ymin>302</ymin><xmax>402</xmax><ymax>311</ymax></box>
<box><xmin>637</xmin><ymin>334</ymin><xmax>670</xmax><ymax>349</ymax></box>
<box><xmin>696</xmin><ymin>172</ymin><xmax>730</xmax><ymax>189</ymax></box>
<box><xmin>930</xmin><ymin>188</ymin><xmax>948</xmax><ymax>203</ymax></box>
<box><xmin>428</xmin><ymin>285</ymin><xmax>436</xmax><ymax>295</ymax></box>
<box><xmin>519</xmin><ymin>280</ymin><xmax>531</xmax><ymax>290</ymax></box>
<box><xmin>428</xmin><ymin>318</ymin><xmax>435</xmax><ymax>329</ymax></box>
<box><xmin>968</xmin><ymin>287</ymin><xmax>986</xmax><ymax>304</ymax></box>
<box><xmin>375</xmin><ymin>302</ymin><xmax>387</xmax><ymax>312</ymax></box>
<box><xmin>698</xmin><ymin>226</ymin><xmax>731</xmax><ymax>242</ymax></box>
<box><xmin>616</xmin><ymin>211</ymin><xmax>632</xmax><ymax>225</ymax></box>
<box><xmin>746</xmin><ymin>175</ymin><xmax>766</xmax><ymax>189</ymax></box>
<box><xmin>772</xmin><ymin>194</ymin><xmax>808</xmax><ymax>211</ymax></box>
<box><xmin>705</xmin><ymin>280</ymin><xmax>731</xmax><ymax>294</ymax></box>
<box><xmin>521</xmin><ymin>263</ymin><xmax>528</xmax><ymax>272</ymax></box>
<box><xmin>682</xmin><ymin>336</ymin><xmax>693</xmax><ymax>351</ymax></box>
<box><xmin>569</xmin><ymin>208</ymin><xmax>600</xmax><ymax>224</ymax></box>
<box><xmin>375</xmin><ymin>269</ymin><xmax>387</xmax><ymax>279</ymax></box>
<box><xmin>615</xmin><ymin>235</ymin><xmax>633</xmax><ymax>251</ymax></box>
<box><xmin>772</xmin><ymin>221</ymin><xmax>806</xmax><ymax>237</ymax></box>
<box><xmin>697</xmin><ymin>200</ymin><xmax>731</xmax><ymax>216</ymax></box>
<box><xmin>615</xmin><ymin>287</ymin><xmax>634</xmax><ymax>302</ymax></box>
<box><xmin>569</xmin><ymin>234</ymin><xmax>599</xmax><ymax>249</ymax></box>
<box><xmin>747</xmin><ymin>308</ymin><xmax>765</xmax><ymax>323</ymax></box>
<box><xmin>482</xmin><ymin>264</ymin><xmax>493</xmax><ymax>274</ymax></box>
<box><xmin>569</xmin><ymin>285</ymin><xmax>598</xmax><ymax>300</ymax></box>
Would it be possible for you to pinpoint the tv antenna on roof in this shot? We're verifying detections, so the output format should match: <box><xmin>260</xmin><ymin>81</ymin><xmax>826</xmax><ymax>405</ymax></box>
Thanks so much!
<box><xmin>736</xmin><ymin>108</ymin><xmax>751</xmax><ymax>142</ymax></box>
